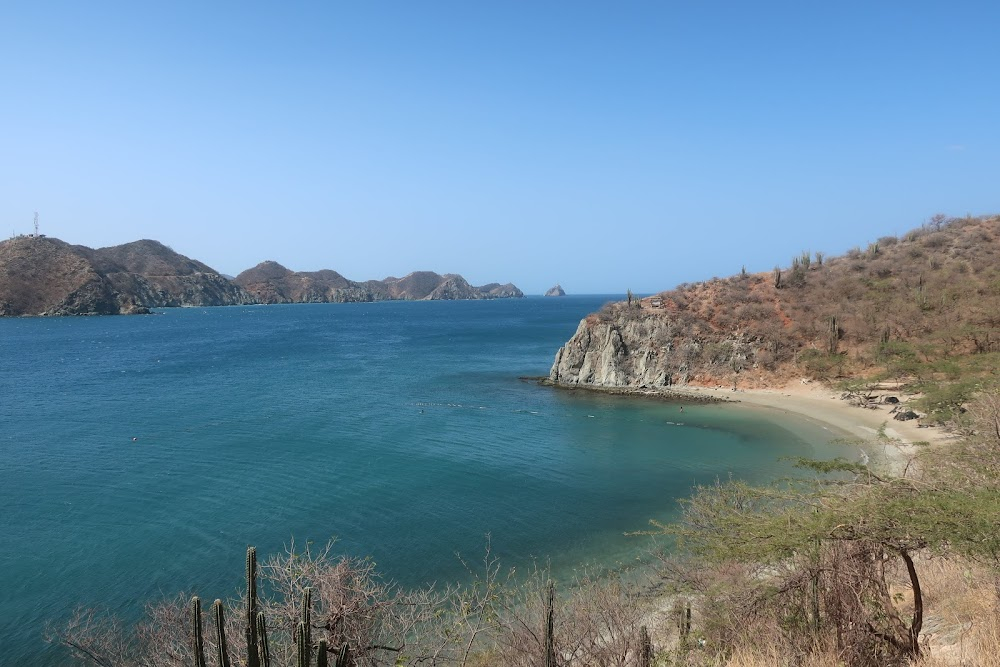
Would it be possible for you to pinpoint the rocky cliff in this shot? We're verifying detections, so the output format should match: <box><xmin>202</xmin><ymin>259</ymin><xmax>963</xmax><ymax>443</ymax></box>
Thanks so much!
<box><xmin>0</xmin><ymin>237</ymin><xmax>253</xmax><ymax>316</ymax></box>
<box><xmin>549</xmin><ymin>307</ymin><xmax>761</xmax><ymax>389</ymax></box>
<box><xmin>235</xmin><ymin>264</ymin><xmax>523</xmax><ymax>303</ymax></box>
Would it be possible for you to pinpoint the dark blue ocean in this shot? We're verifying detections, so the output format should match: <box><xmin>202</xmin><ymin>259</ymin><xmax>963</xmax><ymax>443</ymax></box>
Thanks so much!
<box><xmin>0</xmin><ymin>297</ymin><xmax>843</xmax><ymax>664</ymax></box>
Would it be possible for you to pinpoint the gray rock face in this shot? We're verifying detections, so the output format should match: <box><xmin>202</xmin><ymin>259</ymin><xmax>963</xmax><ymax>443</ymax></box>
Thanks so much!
<box><xmin>544</xmin><ymin>284</ymin><xmax>566</xmax><ymax>297</ymax></box>
<box><xmin>550</xmin><ymin>316</ymin><xmax>675</xmax><ymax>387</ymax></box>
<box><xmin>550</xmin><ymin>309</ymin><xmax>760</xmax><ymax>389</ymax></box>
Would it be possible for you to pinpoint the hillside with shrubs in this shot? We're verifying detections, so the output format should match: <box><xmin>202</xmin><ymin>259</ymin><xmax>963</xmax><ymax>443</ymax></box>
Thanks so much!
<box><xmin>550</xmin><ymin>214</ymin><xmax>1000</xmax><ymax>425</ymax></box>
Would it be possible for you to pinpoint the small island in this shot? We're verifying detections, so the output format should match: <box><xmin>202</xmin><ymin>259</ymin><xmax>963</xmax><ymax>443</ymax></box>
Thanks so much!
<box><xmin>544</xmin><ymin>284</ymin><xmax>566</xmax><ymax>297</ymax></box>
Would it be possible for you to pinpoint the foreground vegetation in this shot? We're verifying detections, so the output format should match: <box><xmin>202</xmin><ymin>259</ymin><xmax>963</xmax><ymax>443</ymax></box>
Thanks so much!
<box><xmin>654</xmin><ymin>389</ymin><xmax>1000</xmax><ymax>666</ymax></box>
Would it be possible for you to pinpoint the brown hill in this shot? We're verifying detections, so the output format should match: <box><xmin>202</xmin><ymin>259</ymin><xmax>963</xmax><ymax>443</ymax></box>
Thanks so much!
<box><xmin>234</xmin><ymin>265</ymin><xmax>523</xmax><ymax>303</ymax></box>
<box><xmin>0</xmin><ymin>237</ymin><xmax>124</xmax><ymax>316</ymax></box>
<box><xmin>550</xmin><ymin>214</ymin><xmax>1000</xmax><ymax>414</ymax></box>
<box><xmin>0</xmin><ymin>236</ymin><xmax>252</xmax><ymax>316</ymax></box>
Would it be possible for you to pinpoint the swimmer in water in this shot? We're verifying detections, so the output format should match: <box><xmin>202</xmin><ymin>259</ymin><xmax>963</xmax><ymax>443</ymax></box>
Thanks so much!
<box><xmin>132</xmin><ymin>437</ymin><xmax>138</xmax><ymax>442</ymax></box>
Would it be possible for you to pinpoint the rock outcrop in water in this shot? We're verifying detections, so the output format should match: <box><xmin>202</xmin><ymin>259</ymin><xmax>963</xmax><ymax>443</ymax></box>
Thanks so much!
<box><xmin>0</xmin><ymin>236</ymin><xmax>252</xmax><ymax>316</ymax></box>
<box><xmin>234</xmin><ymin>262</ymin><xmax>523</xmax><ymax>303</ymax></box>
<box><xmin>544</xmin><ymin>284</ymin><xmax>566</xmax><ymax>297</ymax></box>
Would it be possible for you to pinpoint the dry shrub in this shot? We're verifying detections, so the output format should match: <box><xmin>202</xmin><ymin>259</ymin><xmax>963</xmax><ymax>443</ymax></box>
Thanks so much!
<box><xmin>491</xmin><ymin>567</ymin><xmax>650</xmax><ymax>667</ymax></box>
<box><xmin>906</xmin><ymin>557</ymin><xmax>1000</xmax><ymax>666</ymax></box>
<box><xmin>50</xmin><ymin>542</ymin><xmax>453</xmax><ymax>667</ymax></box>
<box><xmin>724</xmin><ymin>641</ymin><xmax>843</xmax><ymax>667</ymax></box>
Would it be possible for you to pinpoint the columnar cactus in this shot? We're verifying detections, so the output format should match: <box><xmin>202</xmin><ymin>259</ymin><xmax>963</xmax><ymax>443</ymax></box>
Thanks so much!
<box><xmin>544</xmin><ymin>580</ymin><xmax>556</xmax><ymax>667</ymax></box>
<box><xmin>316</xmin><ymin>639</ymin><xmax>329</xmax><ymax>667</ymax></box>
<box><xmin>191</xmin><ymin>596</ymin><xmax>207</xmax><ymax>667</ymax></box>
<box><xmin>256</xmin><ymin>611</ymin><xmax>272</xmax><ymax>667</ymax></box>
<box><xmin>334</xmin><ymin>644</ymin><xmax>350</xmax><ymax>667</ymax></box>
<box><xmin>213</xmin><ymin>599</ymin><xmax>232</xmax><ymax>667</ymax></box>
<box><xmin>247</xmin><ymin>547</ymin><xmax>260</xmax><ymax>667</ymax></box>
<box><xmin>828</xmin><ymin>315</ymin><xmax>840</xmax><ymax>354</ymax></box>
<box><xmin>297</xmin><ymin>622</ymin><xmax>309</xmax><ymax>667</ymax></box>
<box><xmin>300</xmin><ymin>587</ymin><xmax>312</xmax><ymax>666</ymax></box>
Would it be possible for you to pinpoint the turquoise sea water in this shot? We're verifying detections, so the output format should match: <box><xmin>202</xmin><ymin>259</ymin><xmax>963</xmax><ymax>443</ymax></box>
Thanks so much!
<box><xmin>0</xmin><ymin>297</ymin><xmax>845</xmax><ymax>664</ymax></box>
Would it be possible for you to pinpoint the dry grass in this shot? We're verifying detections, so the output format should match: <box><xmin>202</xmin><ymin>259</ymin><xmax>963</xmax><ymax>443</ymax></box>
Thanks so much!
<box><xmin>909</xmin><ymin>557</ymin><xmax>1000</xmax><ymax>667</ymax></box>
<box><xmin>701</xmin><ymin>557</ymin><xmax>1000</xmax><ymax>667</ymax></box>
<box><xmin>723</xmin><ymin>644</ymin><xmax>843</xmax><ymax>667</ymax></box>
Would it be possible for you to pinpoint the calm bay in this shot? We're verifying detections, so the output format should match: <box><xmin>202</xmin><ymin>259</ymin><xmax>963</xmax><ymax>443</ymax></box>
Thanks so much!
<box><xmin>0</xmin><ymin>296</ymin><xmax>841</xmax><ymax>664</ymax></box>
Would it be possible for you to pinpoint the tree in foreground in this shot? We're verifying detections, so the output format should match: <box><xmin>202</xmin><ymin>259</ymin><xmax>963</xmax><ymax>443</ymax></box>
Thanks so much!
<box><xmin>652</xmin><ymin>391</ymin><xmax>1000</xmax><ymax>666</ymax></box>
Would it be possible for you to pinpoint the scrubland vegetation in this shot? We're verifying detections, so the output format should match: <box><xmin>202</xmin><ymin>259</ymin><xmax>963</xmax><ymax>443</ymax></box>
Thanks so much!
<box><xmin>601</xmin><ymin>214</ymin><xmax>1000</xmax><ymax>421</ymax></box>
<box><xmin>53</xmin><ymin>215</ymin><xmax>1000</xmax><ymax>666</ymax></box>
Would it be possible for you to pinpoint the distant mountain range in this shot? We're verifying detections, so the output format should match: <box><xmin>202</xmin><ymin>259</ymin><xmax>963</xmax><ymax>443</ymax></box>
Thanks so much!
<box><xmin>0</xmin><ymin>236</ymin><xmax>522</xmax><ymax>317</ymax></box>
<box><xmin>234</xmin><ymin>261</ymin><xmax>522</xmax><ymax>304</ymax></box>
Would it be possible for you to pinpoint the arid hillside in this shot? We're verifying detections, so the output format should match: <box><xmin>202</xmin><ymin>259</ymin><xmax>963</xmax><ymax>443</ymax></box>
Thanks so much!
<box><xmin>0</xmin><ymin>237</ymin><xmax>252</xmax><ymax>316</ymax></box>
<box><xmin>551</xmin><ymin>214</ymin><xmax>1000</xmax><ymax>409</ymax></box>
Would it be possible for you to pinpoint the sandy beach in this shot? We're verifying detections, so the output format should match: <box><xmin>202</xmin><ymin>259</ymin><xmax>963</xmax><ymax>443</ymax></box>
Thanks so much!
<box><xmin>673</xmin><ymin>382</ymin><xmax>958</xmax><ymax>475</ymax></box>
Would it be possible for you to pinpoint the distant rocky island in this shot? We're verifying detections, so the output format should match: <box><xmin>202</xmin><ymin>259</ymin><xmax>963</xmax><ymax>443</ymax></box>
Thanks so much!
<box><xmin>544</xmin><ymin>284</ymin><xmax>566</xmax><ymax>297</ymax></box>
<box><xmin>0</xmin><ymin>236</ymin><xmax>522</xmax><ymax>317</ymax></box>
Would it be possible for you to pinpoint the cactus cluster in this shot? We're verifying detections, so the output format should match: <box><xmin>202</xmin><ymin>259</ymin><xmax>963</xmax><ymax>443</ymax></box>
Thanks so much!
<box><xmin>189</xmin><ymin>547</ymin><xmax>334</xmax><ymax>667</ymax></box>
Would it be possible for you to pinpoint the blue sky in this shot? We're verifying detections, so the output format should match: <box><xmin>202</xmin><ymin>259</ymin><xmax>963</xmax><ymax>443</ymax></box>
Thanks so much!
<box><xmin>1</xmin><ymin>2</ymin><xmax>998</xmax><ymax>294</ymax></box>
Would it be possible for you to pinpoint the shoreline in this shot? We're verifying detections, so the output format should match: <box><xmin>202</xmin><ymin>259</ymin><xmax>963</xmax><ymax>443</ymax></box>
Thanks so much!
<box><xmin>540</xmin><ymin>378</ymin><xmax>958</xmax><ymax>474</ymax></box>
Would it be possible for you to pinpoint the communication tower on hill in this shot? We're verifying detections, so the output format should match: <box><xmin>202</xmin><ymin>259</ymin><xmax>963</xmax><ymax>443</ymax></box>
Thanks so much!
<box><xmin>34</xmin><ymin>212</ymin><xmax>39</xmax><ymax>237</ymax></box>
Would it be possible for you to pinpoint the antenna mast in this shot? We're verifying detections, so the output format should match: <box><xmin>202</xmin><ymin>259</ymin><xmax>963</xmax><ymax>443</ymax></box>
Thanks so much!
<box><xmin>33</xmin><ymin>212</ymin><xmax>39</xmax><ymax>238</ymax></box>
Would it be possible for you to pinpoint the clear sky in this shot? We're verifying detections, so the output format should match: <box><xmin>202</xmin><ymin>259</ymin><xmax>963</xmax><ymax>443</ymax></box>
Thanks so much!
<box><xmin>2</xmin><ymin>2</ymin><xmax>998</xmax><ymax>294</ymax></box>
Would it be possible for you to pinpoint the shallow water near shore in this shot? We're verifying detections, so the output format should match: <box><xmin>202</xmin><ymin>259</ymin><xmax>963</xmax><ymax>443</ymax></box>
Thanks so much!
<box><xmin>0</xmin><ymin>296</ymin><xmax>845</xmax><ymax>664</ymax></box>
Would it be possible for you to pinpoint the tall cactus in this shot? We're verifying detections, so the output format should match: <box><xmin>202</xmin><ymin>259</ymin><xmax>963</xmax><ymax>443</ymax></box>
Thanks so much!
<box><xmin>247</xmin><ymin>547</ymin><xmax>260</xmax><ymax>667</ymax></box>
<box><xmin>827</xmin><ymin>315</ymin><xmax>840</xmax><ymax>354</ymax></box>
<box><xmin>299</xmin><ymin>587</ymin><xmax>312</xmax><ymax>667</ymax></box>
<box><xmin>316</xmin><ymin>639</ymin><xmax>328</xmax><ymax>667</ymax></box>
<box><xmin>544</xmin><ymin>580</ymin><xmax>556</xmax><ymax>667</ymax></box>
<box><xmin>334</xmin><ymin>644</ymin><xmax>350</xmax><ymax>667</ymax></box>
<box><xmin>256</xmin><ymin>611</ymin><xmax>272</xmax><ymax>667</ymax></box>
<box><xmin>297</xmin><ymin>622</ymin><xmax>309</xmax><ymax>667</ymax></box>
<box><xmin>213</xmin><ymin>599</ymin><xmax>232</xmax><ymax>667</ymax></box>
<box><xmin>191</xmin><ymin>596</ymin><xmax>208</xmax><ymax>667</ymax></box>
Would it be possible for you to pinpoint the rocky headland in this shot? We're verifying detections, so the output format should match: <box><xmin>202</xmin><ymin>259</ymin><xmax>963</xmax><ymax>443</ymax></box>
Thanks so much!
<box><xmin>549</xmin><ymin>214</ymin><xmax>1000</xmax><ymax>395</ymax></box>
